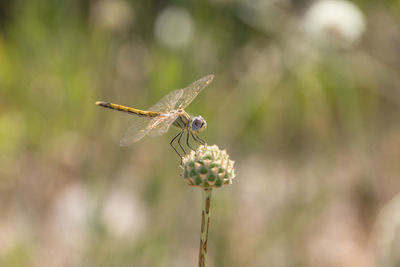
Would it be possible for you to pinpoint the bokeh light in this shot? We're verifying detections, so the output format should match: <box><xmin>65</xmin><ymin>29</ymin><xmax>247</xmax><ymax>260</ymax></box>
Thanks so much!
<box><xmin>154</xmin><ymin>7</ymin><xmax>194</xmax><ymax>49</ymax></box>
<box><xmin>302</xmin><ymin>0</ymin><xmax>366</xmax><ymax>48</ymax></box>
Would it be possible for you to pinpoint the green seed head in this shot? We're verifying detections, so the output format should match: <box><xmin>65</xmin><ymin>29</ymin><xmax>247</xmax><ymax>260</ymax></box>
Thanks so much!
<box><xmin>181</xmin><ymin>145</ymin><xmax>235</xmax><ymax>188</ymax></box>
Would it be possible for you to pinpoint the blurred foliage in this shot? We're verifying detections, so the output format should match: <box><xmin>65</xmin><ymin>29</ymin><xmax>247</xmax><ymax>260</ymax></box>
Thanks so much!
<box><xmin>1</xmin><ymin>0</ymin><xmax>400</xmax><ymax>266</ymax></box>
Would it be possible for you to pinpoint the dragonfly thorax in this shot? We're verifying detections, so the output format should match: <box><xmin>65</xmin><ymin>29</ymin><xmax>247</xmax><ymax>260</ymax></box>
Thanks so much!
<box><xmin>173</xmin><ymin>111</ymin><xmax>206</xmax><ymax>132</ymax></box>
<box><xmin>191</xmin><ymin>115</ymin><xmax>207</xmax><ymax>132</ymax></box>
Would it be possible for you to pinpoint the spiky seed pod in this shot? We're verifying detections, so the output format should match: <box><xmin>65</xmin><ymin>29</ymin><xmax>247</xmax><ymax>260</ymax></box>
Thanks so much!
<box><xmin>181</xmin><ymin>145</ymin><xmax>235</xmax><ymax>188</ymax></box>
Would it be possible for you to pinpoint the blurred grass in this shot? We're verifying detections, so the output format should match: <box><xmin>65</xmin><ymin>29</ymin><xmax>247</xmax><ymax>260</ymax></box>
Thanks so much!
<box><xmin>1</xmin><ymin>0</ymin><xmax>400</xmax><ymax>266</ymax></box>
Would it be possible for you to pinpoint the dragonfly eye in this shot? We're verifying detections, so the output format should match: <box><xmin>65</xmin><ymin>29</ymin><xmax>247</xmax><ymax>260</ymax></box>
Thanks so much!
<box><xmin>191</xmin><ymin>116</ymin><xmax>206</xmax><ymax>132</ymax></box>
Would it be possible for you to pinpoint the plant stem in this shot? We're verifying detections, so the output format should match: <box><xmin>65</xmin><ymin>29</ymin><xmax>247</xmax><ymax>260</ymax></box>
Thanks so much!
<box><xmin>199</xmin><ymin>188</ymin><xmax>212</xmax><ymax>267</ymax></box>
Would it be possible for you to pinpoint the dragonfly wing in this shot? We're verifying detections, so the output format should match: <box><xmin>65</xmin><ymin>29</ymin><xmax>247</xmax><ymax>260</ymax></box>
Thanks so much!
<box><xmin>176</xmin><ymin>74</ymin><xmax>214</xmax><ymax>110</ymax></box>
<box><xmin>148</xmin><ymin>113</ymin><xmax>179</xmax><ymax>137</ymax></box>
<box><xmin>119</xmin><ymin>89</ymin><xmax>183</xmax><ymax>146</ymax></box>
<box><xmin>119</xmin><ymin>116</ymin><xmax>153</xmax><ymax>146</ymax></box>
<box><xmin>117</xmin><ymin>75</ymin><xmax>213</xmax><ymax>146</ymax></box>
<box><xmin>149</xmin><ymin>89</ymin><xmax>184</xmax><ymax>113</ymax></box>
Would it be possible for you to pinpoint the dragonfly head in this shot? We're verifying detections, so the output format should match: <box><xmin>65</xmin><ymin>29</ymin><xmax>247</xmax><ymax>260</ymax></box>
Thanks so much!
<box><xmin>191</xmin><ymin>116</ymin><xmax>207</xmax><ymax>132</ymax></box>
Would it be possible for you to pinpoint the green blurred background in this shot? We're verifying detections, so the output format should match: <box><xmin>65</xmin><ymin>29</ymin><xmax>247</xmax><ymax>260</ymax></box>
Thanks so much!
<box><xmin>1</xmin><ymin>0</ymin><xmax>400</xmax><ymax>266</ymax></box>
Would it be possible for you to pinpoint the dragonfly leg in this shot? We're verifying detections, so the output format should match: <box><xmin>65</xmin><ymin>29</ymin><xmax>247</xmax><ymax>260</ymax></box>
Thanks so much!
<box><xmin>196</xmin><ymin>134</ymin><xmax>206</xmax><ymax>145</ymax></box>
<box><xmin>170</xmin><ymin>132</ymin><xmax>183</xmax><ymax>158</ymax></box>
<box><xmin>177</xmin><ymin>130</ymin><xmax>186</xmax><ymax>155</ymax></box>
<box><xmin>190</xmin><ymin>132</ymin><xmax>200</xmax><ymax>144</ymax></box>
<box><xmin>191</xmin><ymin>132</ymin><xmax>206</xmax><ymax>145</ymax></box>
<box><xmin>186</xmin><ymin>131</ymin><xmax>195</xmax><ymax>151</ymax></box>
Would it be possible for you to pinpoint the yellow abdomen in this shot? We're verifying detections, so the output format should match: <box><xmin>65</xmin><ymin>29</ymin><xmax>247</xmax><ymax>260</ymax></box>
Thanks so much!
<box><xmin>95</xmin><ymin>101</ymin><xmax>161</xmax><ymax>117</ymax></box>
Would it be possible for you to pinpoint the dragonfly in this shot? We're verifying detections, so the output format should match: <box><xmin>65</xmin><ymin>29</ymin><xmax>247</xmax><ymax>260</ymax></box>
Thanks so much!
<box><xmin>96</xmin><ymin>74</ymin><xmax>214</xmax><ymax>157</ymax></box>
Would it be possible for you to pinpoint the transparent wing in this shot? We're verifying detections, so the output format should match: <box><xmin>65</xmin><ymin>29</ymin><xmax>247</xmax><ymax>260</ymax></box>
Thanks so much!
<box><xmin>119</xmin><ymin>89</ymin><xmax>184</xmax><ymax>146</ymax></box>
<box><xmin>147</xmin><ymin>113</ymin><xmax>179</xmax><ymax>138</ymax></box>
<box><xmin>176</xmin><ymin>74</ymin><xmax>214</xmax><ymax>110</ymax></box>
<box><xmin>119</xmin><ymin>114</ymin><xmax>178</xmax><ymax>146</ymax></box>
<box><xmin>119</xmin><ymin>116</ymin><xmax>153</xmax><ymax>146</ymax></box>
<box><xmin>149</xmin><ymin>89</ymin><xmax>184</xmax><ymax>113</ymax></box>
<box><xmin>118</xmin><ymin>76</ymin><xmax>213</xmax><ymax>146</ymax></box>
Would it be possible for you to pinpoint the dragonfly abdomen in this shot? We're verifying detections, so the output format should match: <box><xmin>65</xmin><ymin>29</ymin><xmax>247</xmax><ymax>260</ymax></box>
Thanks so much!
<box><xmin>96</xmin><ymin>102</ymin><xmax>161</xmax><ymax>117</ymax></box>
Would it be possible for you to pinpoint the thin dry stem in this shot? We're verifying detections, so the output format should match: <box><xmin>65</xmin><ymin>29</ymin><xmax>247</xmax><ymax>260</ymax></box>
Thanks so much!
<box><xmin>199</xmin><ymin>188</ymin><xmax>212</xmax><ymax>267</ymax></box>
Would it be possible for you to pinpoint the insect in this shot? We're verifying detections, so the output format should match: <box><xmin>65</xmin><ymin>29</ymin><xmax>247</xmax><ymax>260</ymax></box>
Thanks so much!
<box><xmin>96</xmin><ymin>74</ymin><xmax>214</xmax><ymax>157</ymax></box>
